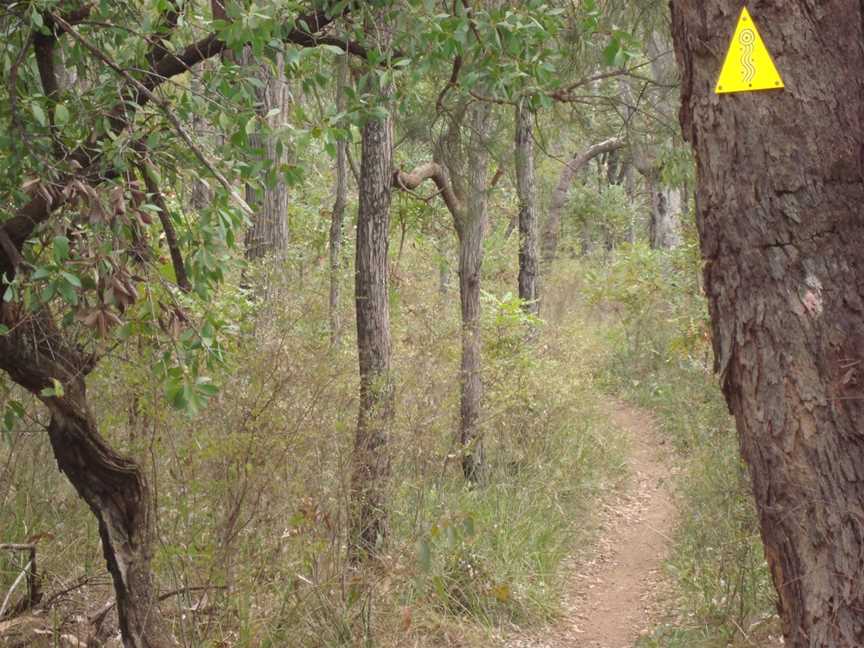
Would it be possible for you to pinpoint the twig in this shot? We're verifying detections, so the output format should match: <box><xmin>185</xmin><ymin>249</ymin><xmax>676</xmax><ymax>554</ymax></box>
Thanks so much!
<box><xmin>0</xmin><ymin>560</ymin><xmax>32</xmax><ymax>618</ymax></box>
<box><xmin>88</xmin><ymin>584</ymin><xmax>227</xmax><ymax>626</ymax></box>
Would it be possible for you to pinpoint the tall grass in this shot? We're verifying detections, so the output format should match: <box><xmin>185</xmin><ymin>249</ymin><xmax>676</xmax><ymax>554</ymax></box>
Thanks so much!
<box><xmin>0</xmin><ymin>235</ymin><xmax>628</xmax><ymax>647</ymax></box>
<box><xmin>572</xmin><ymin>243</ymin><xmax>780</xmax><ymax>647</ymax></box>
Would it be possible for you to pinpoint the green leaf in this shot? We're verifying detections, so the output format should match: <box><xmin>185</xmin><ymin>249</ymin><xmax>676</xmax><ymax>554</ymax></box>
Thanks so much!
<box><xmin>40</xmin><ymin>378</ymin><xmax>65</xmax><ymax>398</ymax></box>
<box><xmin>0</xmin><ymin>324</ymin><xmax>8</xmax><ymax>336</ymax></box>
<box><xmin>60</xmin><ymin>271</ymin><xmax>82</xmax><ymax>288</ymax></box>
<box><xmin>56</xmin><ymin>279</ymin><xmax>78</xmax><ymax>305</ymax></box>
<box><xmin>602</xmin><ymin>38</ymin><xmax>620</xmax><ymax>66</ymax></box>
<box><xmin>53</xmin><ymin>236</ymin><xmax>70</xmax><ymax>263</ymax></box>
<box><xmin>31</xmin><ymin>103</ymin><xmax>47</xmax><ymax>127</ymax></box>
<box><xmin>321</xmin><ymin>44</ymin><xmax>345</xmax><ymax>56</ymax></box>
<box><xmin>55</xmin><ymin>104</ymin><xmax>70</xmax><ymax>126</ymax></box>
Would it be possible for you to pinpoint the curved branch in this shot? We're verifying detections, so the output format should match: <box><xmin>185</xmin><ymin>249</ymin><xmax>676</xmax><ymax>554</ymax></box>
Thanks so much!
<box><xmin>393</xmin><ymin>162</ymin><xmax>462</xmax><ymax>218</ymax></box>
<box><xmin>540</xmin><ymin>136</ymin><xmax>625</xmax><ymax>264</ymax></box>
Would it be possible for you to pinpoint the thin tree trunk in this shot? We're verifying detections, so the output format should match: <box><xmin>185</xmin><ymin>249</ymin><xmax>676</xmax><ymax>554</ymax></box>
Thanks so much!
<box><xmin>243</xmin><ymin>50</ymin><xmax>290</xmax><ymax>262</ymax></box>
<box><xmin>329</xmin><ymin>56</ymin><xmax>349</xmax><ymax>346</ymax></box>
<box><xmin>455</xmin><ymin>103</ymin><xmax>491</xmax><ymax>483</ymax></box>
<box><xmin>541</xmin><ymin>137</ymin><xmax>624</xmax><ymax>265</ymax></box>
<box><xmin>672</xmin><ymin>2</ymin><xmax>864</xmax><ymax>645</ymax></box>
<box><xmin>514</xmin><ymin>101</ymin><xmax>539</xmax><ymax>314</ymax></box>
<box><xmin>645</xmin><ymin>170</ymin><xmax>683</xmax><ymax>250</ymax></box>
<box><xmin>188</xmin><ymin>62</ymin><xmax>213</xmax><ymax>211</ymax></box>
<box><xmin>350</xmin><ymin>80</ymin><xmax>394</xmax><ymax>558</ymax></box>
<box><xmin>0</xmin><ymin>312</ymin><xmax>169</xmax><ymax>648</ymax></box>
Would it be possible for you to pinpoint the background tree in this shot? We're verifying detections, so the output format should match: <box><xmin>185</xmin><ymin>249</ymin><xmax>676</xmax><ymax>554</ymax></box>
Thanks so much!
<box><xmin>350</xmin><ymin>10</ymin><xmax>396</xmax><ymax>557</ymax></box>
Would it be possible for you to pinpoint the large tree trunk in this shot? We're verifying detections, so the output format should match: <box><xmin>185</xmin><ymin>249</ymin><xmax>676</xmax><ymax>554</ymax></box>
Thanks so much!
<box><xmin>515</xmin><ymin>101</ymin><xmax>539</xmax><ymax>314</ymax></box>
<box><xmin>350</xmin><ymin>83</ymin><xmax>394</xmax><ymax>558</ymax></box>
<box><xmin>329</xmin><ymin>56</ymin><xmax>349</xmax><ymax>346</ymax></box>
<box><xmin>540</xmin><ymin>137</ymin><xmax>624</xmax><ymax>265</ymax></box>
<box><xmin>0</xmin><ymin>312</ymin><xmax>169</xmax><ymax>648</ymax></box>
<box><xmin>243</xmin><ymin>50</ymin><xmax>290</xmax><ymax>262</ymax></box>
<box><xmin>672</xmin><ymin>2</ymin><xmax>864</xmax><ymax>645</ymax></box>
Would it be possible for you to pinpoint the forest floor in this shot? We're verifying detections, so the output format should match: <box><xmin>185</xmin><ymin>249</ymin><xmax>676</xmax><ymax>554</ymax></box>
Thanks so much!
<box><xmin>505</xmin><ymin>399</ymin><xmax>676</xmax><ymax>648</ymax></box>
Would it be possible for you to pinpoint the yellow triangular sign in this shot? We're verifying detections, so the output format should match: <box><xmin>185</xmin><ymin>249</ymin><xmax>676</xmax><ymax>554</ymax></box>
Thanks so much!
<box><xmin>715</xmin><ymin>7</ymin><xmax>784</xmax><ymax>94</ymax></box>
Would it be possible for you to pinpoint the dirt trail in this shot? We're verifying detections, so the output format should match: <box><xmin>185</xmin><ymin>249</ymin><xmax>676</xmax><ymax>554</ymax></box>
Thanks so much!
<box><xmin>507</xmin><ymin>401</ymin><xmax>675</xmax><ymax>648</ymax></box>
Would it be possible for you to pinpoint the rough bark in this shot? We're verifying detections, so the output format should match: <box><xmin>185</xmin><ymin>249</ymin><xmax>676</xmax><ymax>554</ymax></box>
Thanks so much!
<box><xmin>329</xmin><ymin>57</ymin><xmax>349</xmax><ymax>346</ymax></box>
<box><xmin>643</xmin><ymin>168</ymin><xmax>684</xmax><ymax>250</ymax></box>
<box><xmin>140</xmin><ymin>161</ymin><xmax>192</xmax><ymax>292</ymax></box>
<box><xmin>436</xmin><ymin>101</ymin><xmax>492</xmax><ymax>483</ymax></box>
<box><xmin>672</xmin><ymin>2</ymin><xmax>864</xmax><ymax>645</ymax></box>
<box><xmin>0</xmin><ymin>312</ymin><xmax>169</xmax><ymax>648</ymax></box>
<box><xmin>243</xmin><ymin>49</ymin><xmax>291</xmax><ymax>262</ymax></box>
<box><xmin>541</xmin><ymin>137</ymin><xmax>624</xmax><ymax>264</ymax></box>
<box><xmin>350</xmin><ymin>85</ymin><xmax>394</xmax><ymax>558</ymax></box>
<box><xmin>514</xmin><ymin>101</ymin><xmax>539</xmax><ymax>314</ymax></box>
<box><xmin>188</xmin><ymin>62</ymin><xmax>214</xmax><ymax>211</ymax></box>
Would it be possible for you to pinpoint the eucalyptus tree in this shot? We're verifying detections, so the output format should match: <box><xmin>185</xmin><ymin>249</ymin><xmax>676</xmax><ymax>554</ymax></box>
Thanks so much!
<box><xmin>241</xmin><ymin>49</ymin><xmax>292</xmax><ymax>262</ymax></box>
<box><xmin>672</xmin><ymin>2</ymin><xmax>864</xmax><ymax>644</ymax></box>
<box><xmin>514</xmin><ymin>100</ymin><xmax>538</xmax><ymax>314</ymax></box>
<box><xmin>0</xmin><ymin>1</ymin><xmax>378</xmax><ymax>644</ymax></box>
<box><xmin>349</xmin><ymin>8</ymin><xmax>397</xmax><ymax>558</ymax></box>
<box><xmin>328</xmin><ymin>56</ymin><xmax>349</xmax><ymax>345</ymax></box>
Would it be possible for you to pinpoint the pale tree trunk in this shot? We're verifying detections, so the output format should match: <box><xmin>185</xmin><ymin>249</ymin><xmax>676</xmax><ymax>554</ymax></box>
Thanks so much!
<box><xmin>447</xmin><ymin>102</ymin><xmax>492</xmax><ymax>483</ymax></box>
<box><xmin>672</xmin><ymin>2</ymin><xmax>864</xmax><ymax>645</ymax></box>
<box><xmin>329</xmin><ymin>56</ymin><xmax>349</xmax><ymax>346</ymax></box>
<box><xmin>350</xmin><ymin>69</ymin><xmax>394</xmax><ymax>557</ymax></box>
<box><xmin>540</xmin><ymin>137</ymin><xmax>624</xmax><ymax>264</ymax></box>
<box><xmin>189</xmin><ymin>63</ymin><xmax>213</xmax><ymax>211</ymax></box>
<box><xmin>636</xmin><ymin>31</ymin><xmax>684</xmax><ymax>250</ymax></box>
<box><xmin>0</xmin><ymin>312</ymin><xmax>169</xmax><ymax>648</ymax></box>
<box><xmin>514</xmin><ymin>101</ymin><xmax>539</xmax><ymax>314</ymax></box>
<box><xmin>243</xmin><ymin>49</ymin><xmax>290</xmax><ymax>262</ymax></box>
<box><xmin>644</xmin><ymin>169</ymin><xmax>684</xmax><ymax>250</ymax></box>
<box><xmin>393</xmin><ymin>101</ymin><xmax>491</xmax><ymax>483</ymax></box>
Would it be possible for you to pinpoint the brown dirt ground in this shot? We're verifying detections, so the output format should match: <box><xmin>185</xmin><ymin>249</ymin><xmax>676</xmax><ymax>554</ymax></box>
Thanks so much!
<box><xmin>505</xmin><ymin>400</ymin><xmax>676</xmax><ymax>648</ymax></box>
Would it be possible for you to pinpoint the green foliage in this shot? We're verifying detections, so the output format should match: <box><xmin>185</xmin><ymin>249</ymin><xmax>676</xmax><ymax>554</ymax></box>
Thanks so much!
<box><xmin>576</xmin><ymin>245</ymin><xmax>778</xmax><ymax>646</ymax></box>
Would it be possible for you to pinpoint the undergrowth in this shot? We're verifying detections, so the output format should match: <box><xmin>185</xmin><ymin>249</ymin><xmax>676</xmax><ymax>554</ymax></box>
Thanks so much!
<box><xmin>573</xmin><ymin>242</ymin><xmax>781</xmax><ymax>647</ymax></box>
<box><xmin>0</xmin><ymin>234</ymin><xmax>627</xmax><ymax>647</ymax></box>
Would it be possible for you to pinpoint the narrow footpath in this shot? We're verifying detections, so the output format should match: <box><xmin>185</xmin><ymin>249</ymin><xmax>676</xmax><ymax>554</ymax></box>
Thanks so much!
<box><xmin>507</xmin><ymin>400</ymin><xmax>675</xmax><ymax>648</ymax></box>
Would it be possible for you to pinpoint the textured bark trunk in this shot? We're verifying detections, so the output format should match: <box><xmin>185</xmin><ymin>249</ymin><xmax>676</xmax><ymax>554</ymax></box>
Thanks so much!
<box><xmin>0</xmin><ymin>313</ymin><xmax>169</xmax><ymax>648</ymax></box>
<box><xmin>189</xmin><ymin>63</ymin><xmax>213</xmax><ymax>211</ymax></box>
<box><xmin>350</xmin><ymin>84</ymin><xmax>394</xmax><ymax>558</ymax></box>
<box><xmin>329</xmin><ymin>57</ymin><xmax>349</xmax><ymax>346</ymax></box>
<box><xmin>541</xmin><ymin>137</ymin><xmax>624</xmax><ymax>265</ymax></box>
<box><xmin>515</xmin><ymin>102</ymin><xmax>539</xmax><ymax>314</ymax></box>
<box><xmin>645</xmin><ymin>171</ymin><xmax>683</xmax><ymax>250</ymax></box>
<box><xmin>243</xmin><ymin>50</ymin><xmax>290</xmax><ymax>262</ymax></box>
<box><xmin>672</xmin><ymin>2</ymin><xmax>864</xmax><ymax>645</ymax></box>
<box><xmin>455</xmin><ymin>103</ymin><xmax>491</xmax><ymax>483</ymax></box>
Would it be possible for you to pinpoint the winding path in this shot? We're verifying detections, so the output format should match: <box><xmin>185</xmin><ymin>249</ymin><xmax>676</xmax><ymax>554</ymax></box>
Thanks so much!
<box><xmin>507</xmin><ymin>401</ymin><xmax>675</xmax><ymax>648</ymax></box>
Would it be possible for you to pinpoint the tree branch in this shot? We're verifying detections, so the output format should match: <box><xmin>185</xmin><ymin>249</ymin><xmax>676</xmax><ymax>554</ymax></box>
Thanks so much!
<box><xmin>138</xmin><ymin>161</ymin><xmax>192</xmax><ymax>292</ymax></box>
<box><xmin>393</xmin><ymin>162</ymin><xmax>462</xmax><ymax>218</ymax></box>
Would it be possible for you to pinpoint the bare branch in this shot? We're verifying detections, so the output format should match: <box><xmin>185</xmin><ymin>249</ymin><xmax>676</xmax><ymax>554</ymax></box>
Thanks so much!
<box><xmin>393</xmin><ymin>162</ymin><xmax>462</xmax><ymax>218</ymax></box>
<box><xmin>138</xmin><ymin>160</ymin><xmax>192</xmax><ymax>292</ymax></box>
